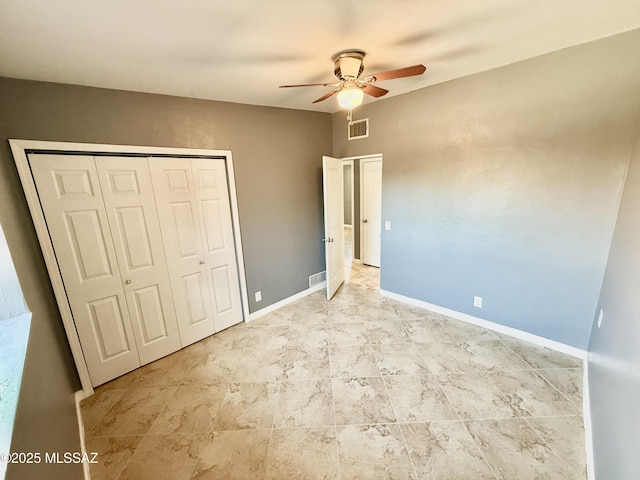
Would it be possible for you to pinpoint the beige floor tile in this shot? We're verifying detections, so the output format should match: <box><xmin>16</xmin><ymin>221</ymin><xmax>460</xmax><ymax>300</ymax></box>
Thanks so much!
<box><xmin>288</xmin><ymin>323</ymin><xmax>331</xmax><ymax>347</ymax></box>
<box><xmin>403</xmin><ymin>319</ymin><xmax>456</xmax><ymax>345</ymax></box>
<box><xmin>191</xmin><ymin>429</ymin><xmax>271</xmax><ymax>480</ymax></box>
<box><xmin>401</xmin><ymin>421</ymin><xmax>497</xmax><ymax>480</ymax></box>
<box><xmin>392</xmin><ymin>303</ymin><xmax>442</xmax><ymax>322</ymax></box>
<box><xmin>326</xmin><ymin>322</ymin><xmax>370</xmax><ymax>346</ymax></box>
<box><xmin>148</xmin><ymin>384</ymin><xmax>227</xmax><ymax>434</ymax></box>
<box><xmin>117</xmin><ymin>433</ymin><xmax>202</xmax><ymax>480</ymax></box>
<box><xmin>83</xmin><ymin>264</ymin><xmax>587</xmax><ymax>479</ymax></box>
<box><xmin>332</xmin><ymin>377</ymin><xmax>396</xmax><ymax>425</ymax></box>
<box><xmin>325</xmin><ymin>305</ymin><xmax>367</xmax><ymax>323</ymax></box>
<box><xmin>421</xmin><ymin>341</ymin><xmax>481</xmax><ymax>375</ymax></box>
<box><xmin>246</xmin><ymin>306</ymin><xmax>295</xmax><ymax>326</ymax></box>
<box><xmin>537</xmin><ymin>367</ymin><xmax>584</xmax><ymax>406</ymax></box>
<box><xmin>500</xmin><ymin>338</ymin><xmax>583</xmax><ymax>369</ymax></box>
<box><xmin>356</xmin><ymin>303</ymin><xmax>399</xmax><ymax>322</ymax></box>
<box><xmin>227</xmin><ymin>347</ymin><xmax>285</xmax><ymax>383</ymax></box>
<box><xmin>384</xmin><ymin>374</ymin><xmax>458</xmax><ymax>422</ymax></box>
<box><xmin>436</xmin><ymin>373</ymin><xmax>516</xmax><ymax>420</ymax></box>
<box><xmin>438</xmin><ymin>318</ymin><xmax>498</xmax><ymax>342</ymax></box>
<box><xmin>366</xmin><ymin>320</ymin><xmax>413</xmax><ymax>344</ymax></box>
<box><xmin>526</xmin><ymin>416</ymin><xmax>587</xmax><ymax>479</ymax></box>
<box><xmin>282</xmin><ymin>345</ymin><xmax>331</xmax><ymax>379</ymax></box>
<box><xmin>460</xmin><ymin>339</ymin><xmax>532</xmax><ymax>373</ymax></box>
<box><xmin>337</xmin><ymin>424</ymin><xmax>415</xmax><ymax>480</ymax></box>
<box><xmin>291</xmin><ymin>307</ymin><xmax>329</xmax><ymax>325</ymax></box>
<box><xmin>81</xmin><ymin>387</ymin><xmax>127</xmax><ymax>433</ymax></box>
<box><xmin>373</xmin><ymin>343</ymin><xmax>431</xmax><ymax>376</ymax></box>
<box><xmin>465</xmin><ymin>418</ymin><xmax>574</xmax><ymax>479</ymax></box>
<box><xmin>182</xmin><ymin>348</ymin><xmax>244</xmax><ymax>385</ymax></box>
<box><xmin>211</xmin><ymin>382</ymin><xmax>278</xmax><ymax>430</ymax></box>
<box><xmin>88</xmin><ymin>386</ymin><xmax>177</xmax><ymax>437</ymax></box>
<box><xmin>265</xmin><ymin>427</ymin><xmax>340</xmax><ymax>480</ymax></box>
<box><xmin>275</xmin><ymin>379</ymin><xmax>334</xmax><ymax>427</ymax></box>
<box><xmin>330</xmin><ymin>345</ymin><xmax>380</xmax><ymax>377</ymax></box>
<box><xmin>488</xmin><ymin>369</ymin><xmax>581</xmax><ymax>417</ymax></box>
<box><xmin>240</xmin><ymin>325</ymin><xmax>290</xmax><ymax>351</ymax></box>
<box><xmin>84</xmin><ymin>435</ymin><xmax>143</xmax><ymax>480</ymax></box>
<box><xmin>100</xmin><ymin>351</ymin><xmax>197</xmax><ymax>389</ymax></box>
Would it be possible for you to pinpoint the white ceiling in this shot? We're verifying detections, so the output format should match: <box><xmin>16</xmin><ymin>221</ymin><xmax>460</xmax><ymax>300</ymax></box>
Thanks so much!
<box><xmin>1</xmin><ymin>0</ymin><xmax>639</xmax><ymax>113</ymax></box>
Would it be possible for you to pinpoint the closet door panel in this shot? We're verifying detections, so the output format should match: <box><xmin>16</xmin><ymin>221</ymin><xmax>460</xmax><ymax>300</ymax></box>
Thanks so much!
<box><xmin>149</xmin><ymin>158</ymin><xmax>216</xmax><ymax>346</ymax></box>
<box><xmin>192</xmin><ymin>159</ymin><xmax>243</xmax><ymax>331</ymax></box>
<box><xmin>97</xmin><ymin>157</ymin><xmax>181</xmax><ymax>364</ymax></box>
<box><xmin>29</xmin><ymin>154</ymin><xmax>140</xmax><ymax>386</ymax></box>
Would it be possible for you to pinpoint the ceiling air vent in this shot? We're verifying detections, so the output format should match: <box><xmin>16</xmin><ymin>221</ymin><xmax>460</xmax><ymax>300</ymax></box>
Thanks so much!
<box><xmin>348</xmin><ymin>118</ymin><xmax>369</xmax><ymax>140</ymax></box>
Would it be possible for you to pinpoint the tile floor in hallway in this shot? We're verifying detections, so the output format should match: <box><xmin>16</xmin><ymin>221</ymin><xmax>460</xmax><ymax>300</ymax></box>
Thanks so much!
<box><xmin>81</xmin><ymin>263</ymin><xmax>587</xmax><ymax>480</ymax></box>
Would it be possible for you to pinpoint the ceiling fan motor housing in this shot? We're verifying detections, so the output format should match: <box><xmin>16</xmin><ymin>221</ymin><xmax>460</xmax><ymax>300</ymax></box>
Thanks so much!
<box><xmin>332</xmin><ymin>49</ymin><xmax>365</xmax><ymax>80</ymax></box>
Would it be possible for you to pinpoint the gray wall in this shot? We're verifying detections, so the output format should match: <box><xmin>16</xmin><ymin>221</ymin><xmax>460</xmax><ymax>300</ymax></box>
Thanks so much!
<box><xmin>588</xmin><ymin>129</ymin><xmax>640</xmax><ymax>477</ymax></box>
<box><xmin>333</xmin><ymin>30</ymin><xmax>640</xmax><ymax>349</ymax></box>
<box><xmin>0</xmin><ymin>77</ymin><xmax>331</xmax><ymax>479</ymax></box>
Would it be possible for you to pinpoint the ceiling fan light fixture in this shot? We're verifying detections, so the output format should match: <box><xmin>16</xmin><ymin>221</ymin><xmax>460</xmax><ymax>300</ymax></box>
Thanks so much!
<box><xmin>337</xmin><ymin>87</ymin><xmax>364</xmax><ymax>109</ymax></box>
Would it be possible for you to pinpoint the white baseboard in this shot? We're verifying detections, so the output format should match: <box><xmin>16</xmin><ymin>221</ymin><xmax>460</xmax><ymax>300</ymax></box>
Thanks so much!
<box><xmin>379</xmin><ymin>289</ymin><xmax>587</xmax><ymax>360</ymax></box>
<box><xmin>583</xmin><ymin>360</ymin><xmax>595</xmax><ymax>480</ymax></box>
<box><xmin>248</xmin><ymin>282</ymin><xmax>326</xmax><ymax>322</ymax></box>
<box><xmin>74</xmin><ymin>390</ymin><xmax>91</xmax><ymax>480</ymax></box>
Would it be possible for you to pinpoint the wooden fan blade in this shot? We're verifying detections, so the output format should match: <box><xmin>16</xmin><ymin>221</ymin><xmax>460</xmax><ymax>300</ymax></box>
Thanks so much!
<box><xmin>363</xmin><ymin>84</ymin><xmax>389</xmax><ymax>98</ymax></box>
<box><xmin>369</xmin><ymin>64</ymin><xmax>426</xmax><ymax>82</ymax></box>
<box><xmin>279</xmin><ymin>82</ymin><xmax>334</xmax><ymax>88</ymax></box>
<box><xmin>313</xmin><ymin>89</ymin><xmax>340</xmax><ymax>104</ymax></box>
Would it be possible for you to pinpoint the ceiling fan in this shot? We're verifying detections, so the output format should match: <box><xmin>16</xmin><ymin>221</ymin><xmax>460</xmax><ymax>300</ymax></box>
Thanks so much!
<box><xmin>279</xmin><ymin>49</ymin><xmax>426</xmax><ymax>108</ymax></box>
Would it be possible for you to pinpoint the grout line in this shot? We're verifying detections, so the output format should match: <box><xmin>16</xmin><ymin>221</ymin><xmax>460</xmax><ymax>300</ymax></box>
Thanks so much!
<box><xmin>534</xmin><ymin>368</ymin><xmax>583</xmax><ymax>409</ymax></box>
<box><xmin>429</xmin><ymin>359</ymin><xmax>502</xmax><ymax>480</ymax></box>
<box><xmin>262</xmin><ymin>319</ymin><xmax>292</xmax><ymax>476</ymax></box>
<box><xmin>370</xmin><ymin>343</ymin><xmax>420</xmax><ymax>480</ymax></box>
<box><xmin>327</xmin><ymin>340</ymin><xmax>342</xmax><ymax>480</ymax></box>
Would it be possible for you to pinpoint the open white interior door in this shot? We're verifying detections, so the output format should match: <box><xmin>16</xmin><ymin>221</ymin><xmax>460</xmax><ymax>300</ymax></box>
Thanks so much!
<box><xmin>322</xmin><ymin>156</ymin><xmax>345</xmax><ymax>300</ymax></box>
<box><xmin>361</xmin><ymin>158</ymin><xmax>382</xmax><ymax>267</ymax></box>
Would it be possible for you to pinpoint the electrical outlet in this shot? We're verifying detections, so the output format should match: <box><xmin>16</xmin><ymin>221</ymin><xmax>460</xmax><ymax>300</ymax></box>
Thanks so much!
<box><xmin>597</xmin><ymin>308</ymin><xmax>603</xmax><ymax>328</ymax></box>
<box><xmin>255</xmin><ymin>291</ymin><xmax>262</xmax><ymax>302</ymax></box>
<box><xmin>473</xmin><ymin>296</ymin><xmax>483</xmax><ymax>308</ymax></box>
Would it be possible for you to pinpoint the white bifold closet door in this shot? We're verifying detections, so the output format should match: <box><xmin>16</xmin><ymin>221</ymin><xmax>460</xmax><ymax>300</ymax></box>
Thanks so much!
<box><xmin>30</xmin><ymin>153</ymin><xmax>243</xmax><ymax>387</ymax></box>
<box><xmin>30</xmin><ymin>154</ymin><xmax>181</xmax><ymax>386</ymax></box>
<box><xmin>149</xmin><ymin>157</ymin><xmax>243</xmax><ymax>345</ymax></box>
<box><xmin>95</xmin><ymin>156</ymin><xmax>182</xmax><ymax>363</ymax></box>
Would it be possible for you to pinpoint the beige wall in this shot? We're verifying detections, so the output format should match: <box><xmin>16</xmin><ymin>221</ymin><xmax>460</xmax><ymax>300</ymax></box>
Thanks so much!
<box><xmin>0</xmin><ymin>77</ymin><xmax>331</xmax><ymax>479</ymax></box>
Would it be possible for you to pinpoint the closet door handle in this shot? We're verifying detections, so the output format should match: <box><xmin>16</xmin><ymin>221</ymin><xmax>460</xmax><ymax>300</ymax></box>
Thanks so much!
<box><xmin>199</xmin><ymin>260</ymin><xmax>205</xmax><ymax>265</ymax></box>
<box><xmin>362</xmin><ymin>219</ymin><xmax>368</xmax><ymax>223</ymax></box>
<box><xmin>125</xmin><ymin>279</ymin><xmax>131</xmax><ymax>285</ymax></box>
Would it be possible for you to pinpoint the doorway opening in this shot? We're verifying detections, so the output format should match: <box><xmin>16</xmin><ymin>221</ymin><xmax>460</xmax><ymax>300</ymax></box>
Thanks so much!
<box><xmin>343</xmin><ymin>160</ymin><xmax>354</xmax><ymax>266</ymax></box>
<box><xmin>342</xmin><ymin>155</ymin><xmax>382</xmax><ymax>291</ymax></box>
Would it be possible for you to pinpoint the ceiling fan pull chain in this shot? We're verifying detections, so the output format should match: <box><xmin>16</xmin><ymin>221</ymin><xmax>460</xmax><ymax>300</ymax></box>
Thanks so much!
<box><xmin>347</xmin><ymin>108</ymin><xmax>354</xmax><ymax>126</ymax></box>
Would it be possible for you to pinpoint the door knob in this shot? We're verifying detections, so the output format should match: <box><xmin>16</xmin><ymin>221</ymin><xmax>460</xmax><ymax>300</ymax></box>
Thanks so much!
<box><xmin>363</xmin><ymin>219</ymin><xmax>368</xmax><ymax>223</ymax></box>
<box><xmin>199</xmin><ymin>260</ymin><xmax>205</xmax><ymax>265</ymax></box>
<box><xmin>125</xmin><ymin>279</ymin><xmax>131</xmax><ymax>285</ymax></box>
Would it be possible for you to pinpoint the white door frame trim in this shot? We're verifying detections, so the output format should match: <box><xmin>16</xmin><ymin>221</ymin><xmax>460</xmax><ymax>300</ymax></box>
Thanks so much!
<box><xmin>359</xmin><ymin>155</ymin><xmax>383</xmax><ymax>266</ymax></box>
<box><xmin>9</xmin><ymin>139</ymin><xmax>251</xmax><ymax>396</ymax></box>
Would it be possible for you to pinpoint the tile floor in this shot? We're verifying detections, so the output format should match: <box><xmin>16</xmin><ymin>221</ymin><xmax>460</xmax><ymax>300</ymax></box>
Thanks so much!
<box><xmin>81</xmin><ymin>263</ymin><xmax>587</xmax><ymax>479</ymax></box>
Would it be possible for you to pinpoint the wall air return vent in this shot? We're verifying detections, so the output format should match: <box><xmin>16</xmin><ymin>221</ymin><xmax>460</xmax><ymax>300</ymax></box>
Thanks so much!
<box><xmin>348</xmin><ymin>118</ymin><xmax>369</xmax><ymax>140</ymax></box>
<box><xmin>309</xmin><ymin>271</ymin><xmax>326</xmax><ymax>288</ymax></box>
